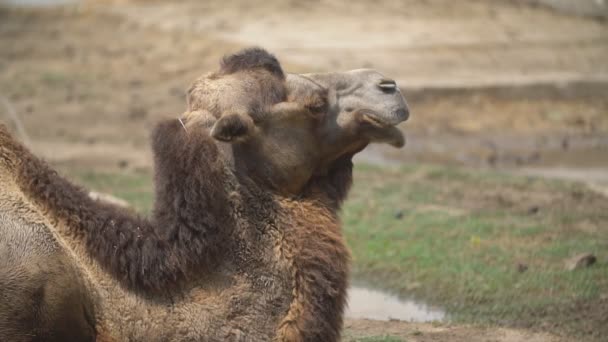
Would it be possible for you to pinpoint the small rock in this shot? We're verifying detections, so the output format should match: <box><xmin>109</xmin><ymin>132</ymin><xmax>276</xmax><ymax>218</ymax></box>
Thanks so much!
<box><xmin>571</xmin><ymin>190</ymin><xmax>584</xmax><ymax>200</ymax></box>
<box><xmin>117</xmin><ymin>160</ymin><xmax>129</xmax><ymax>169</ymax></box>
<box><xmin>516</xmin><ymin>263</ymin><xmax>528</xmax><ymax>273</ymax></box>
<box><xmin>565</xmin><ymin>253</ymin><xmax>597</xmax><ymax>271</ymax></box>
<box><xmin>487</xmin><ymin>153</ymin><xmax>497</xmax><ymax>166</ymax></box>
<box><xmin>129</xmin><ymin>79</ymin><xmax>143</xmax><ymax>88</ymax></box>
<box><xmin>529</xmin><ymin>151</ymin><xmax>541</xmax><ymax>163</ymax></box>
<box><xmin>128</xmin><ymin>106</ymin><xmax>148</xmax><ymax>120</ymax></box>
<box><xmin>405</xmin><ymin>282</ymin><xmax>421</xmax><ymax>291</ymax></box>
<box><xmin>169</xmin><ymin>86</ymin><xmax>184</xmax><ymax>98</ymax></box>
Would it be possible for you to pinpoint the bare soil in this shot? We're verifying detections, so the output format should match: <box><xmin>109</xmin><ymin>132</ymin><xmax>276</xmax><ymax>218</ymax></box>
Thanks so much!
<box><xmin>1</xmin><ymin>1</ymin><xmax>607</xmax><ymax>341</ymax></box>
<box><xmin>343</xmin><ymin>319</ymin><xmax>567</xmax><ymax>342</ymax></box>
<box><xmin>0</xmin><ymin>4</ymin><xmax>242</xmax><ymax>171</ymax></box>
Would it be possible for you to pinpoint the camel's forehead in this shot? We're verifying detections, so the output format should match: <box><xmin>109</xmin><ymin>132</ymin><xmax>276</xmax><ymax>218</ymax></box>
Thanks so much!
<box><xmin>344</xmin><ymin>68</ymin><xmax>387</xmax><ymax>79</ymax></box>
<box><xmin>291</xmin><ymin>69</ymin><xmax>404</xmax><ymax>99</ymax></box>
<box><xmin>291</xmin><ymin>69</ymin><xmax>398</xmax><ymax>92</ymax></box>
<box><xmin>298</xmin><ymin>68</ymin><xmax>387</xmax><ymax>80</ymax></box>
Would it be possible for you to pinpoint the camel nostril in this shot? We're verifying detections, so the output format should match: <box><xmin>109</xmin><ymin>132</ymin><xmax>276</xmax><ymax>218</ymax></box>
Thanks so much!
<box><xmin>394</xmin><ymin>108</ymin><xmax>409</xmax><ymax>122</ymax></box>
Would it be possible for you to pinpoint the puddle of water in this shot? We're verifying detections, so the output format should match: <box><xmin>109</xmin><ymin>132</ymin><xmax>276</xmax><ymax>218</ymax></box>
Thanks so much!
<box><xmin>346</xmin><ymin>286</ymin><xmax>445</xmax><ymax>322</ymax></box>
<box><xmin>1</xmin><ymin>0</ymin><xmax>78</xmax><ymax>7</ymax></box>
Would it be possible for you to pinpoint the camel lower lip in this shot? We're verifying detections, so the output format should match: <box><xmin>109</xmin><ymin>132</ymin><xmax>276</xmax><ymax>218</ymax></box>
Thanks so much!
<box><xmin>363</xmin><ymin>125</ymin><xmax>405</xmax><ymax>148</ymax></box>
<box><xmin>387</xmin><ymin>126</ymin><xmax>406</xmax><ymax>148</ymax></box>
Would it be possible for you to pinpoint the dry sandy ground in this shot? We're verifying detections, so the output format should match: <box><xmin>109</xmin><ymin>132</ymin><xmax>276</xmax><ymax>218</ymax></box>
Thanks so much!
<box><xmin>1</xmin><ymin>1</ymin><xmax>607</xmax><ymax>341</ymax></box>
<box><xmin>2</xmin><ymin>0</ymin><xmax>607</xmax><ymax>172</ymax></box>
<box><xmin>343</xmin><ymin>319</ymin><xmax>567</xmax><ymax>342</ymax></box>
<box><xmin>106</xmin><ymin>0</ymin><xmax>608</xmax><ymax>88</ymax></box>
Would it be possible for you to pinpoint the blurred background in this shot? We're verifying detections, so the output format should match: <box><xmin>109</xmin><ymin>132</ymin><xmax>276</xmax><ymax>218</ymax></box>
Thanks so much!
<box><xmin>1</xmin><ymin>1</ymin><xmax>606</xmax><ymax>341</ymax></box>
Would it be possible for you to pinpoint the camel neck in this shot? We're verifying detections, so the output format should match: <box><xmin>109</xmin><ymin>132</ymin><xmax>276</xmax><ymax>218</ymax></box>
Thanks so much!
<box><xmin>12</xmin><ymin>119</ymin><xmax>235</xmax><ymax>293</ymax></box>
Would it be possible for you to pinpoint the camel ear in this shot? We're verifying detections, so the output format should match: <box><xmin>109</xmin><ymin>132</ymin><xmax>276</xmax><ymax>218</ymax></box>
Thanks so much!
<box><xmin>210</xmin><ymin>113</ymin><xmax>254</xmax><ymax>142</ymax></box>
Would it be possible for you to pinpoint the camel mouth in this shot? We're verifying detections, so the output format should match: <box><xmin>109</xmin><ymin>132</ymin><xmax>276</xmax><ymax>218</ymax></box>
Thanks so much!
<box><xmin>359</xmin><ymin>111</ymin><xmax>406</xmax><ymax>148</ymax></box>
<box><xmin>361</xmin><ymin>113</ymin><xmax>388</xmax><ymax>127</ymax></box>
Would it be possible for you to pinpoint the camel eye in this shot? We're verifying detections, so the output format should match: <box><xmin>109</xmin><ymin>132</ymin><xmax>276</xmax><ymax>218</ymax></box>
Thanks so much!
<box><xmin>378</xmin><ymin>79</ymin><xmax>397</xmax><ymax>92</ymax></box>
<box><xmin>306</xmin><ymin>94</ymin><xmax>328</xmax><ymax>115</ymax></box>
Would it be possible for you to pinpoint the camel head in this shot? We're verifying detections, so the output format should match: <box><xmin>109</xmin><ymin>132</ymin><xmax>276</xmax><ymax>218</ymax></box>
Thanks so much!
<box><xmin>285</xmin><ymin>69</ymin><xmax>409</xmax><ymax>149</ymax></box>
<box><xmin>184</xmin><ymin>48</ymin><xmax>409</xmax><ymax>195</ymax></box>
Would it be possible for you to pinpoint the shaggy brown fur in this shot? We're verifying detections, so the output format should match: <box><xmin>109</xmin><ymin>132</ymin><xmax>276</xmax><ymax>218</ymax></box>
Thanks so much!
<box><xmin>0</xmin><ymin>47</ymin><xmax>409</xmax><ymax>341</ymax></box>
<box><xmin>220</xmin><ymin>47</ymin><xmax>284</xmax><ymax>79</ymax></box>
<box><xmin>1</xmin><ymin>119</ymin><xmax>233</xmax><ymax>292</ymax></box>
<box><xmin>186</xmin><ymin>48</ymin><xmax>287</xmax><ymax>129</ymax></box>
<box><xmin>1</xmin><ymin>49</ymin><xmax>291</xmax><ymax>293</ymax></box>
<box><xmin>275</xmin><ymin>158</ymin><xmax>354</xmax><ymax>341</ymax></box>
<box><xmin>0</xmin><ymin>119</ymin><xmax>351</xmax><ymax>341</ymax></box>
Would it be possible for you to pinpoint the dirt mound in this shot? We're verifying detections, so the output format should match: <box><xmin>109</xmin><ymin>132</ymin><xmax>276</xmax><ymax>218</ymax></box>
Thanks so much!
<box><xmin>344</xmin><ymin>319</ymin><xmax>565</xmax><ymax>342</ymax></box>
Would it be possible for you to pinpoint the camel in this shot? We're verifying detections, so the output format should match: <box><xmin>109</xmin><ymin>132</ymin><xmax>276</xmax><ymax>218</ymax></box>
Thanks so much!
<box><xmin>0</xmin><ymin>48</ymin><xmax>409</xmax><ymax>342</ymax></box>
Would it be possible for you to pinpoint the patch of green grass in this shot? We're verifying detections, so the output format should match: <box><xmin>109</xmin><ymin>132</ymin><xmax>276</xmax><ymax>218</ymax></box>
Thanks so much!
<box><xmin>63</xmin><ymin>168</ymin><xmax>154</xmax><ymax>213</ymax></box>
<box><xmin>63</xmin><ymin>163</ymin><xmax>608</xmax><ymax>340</ymax></box>
<box><xmin>39</xmin><ymin>69</ymin><xmax>93</xmax><ymax>88</ymax></box>
<box><xmin>344</xmin><ymin>164</ymin><xmax>608</xmax><ymax>340</ymax></box>
<box><xmin>41</xmin><ymin>71</ymin><xmax>70</xmax><ymax>86</ymax></box>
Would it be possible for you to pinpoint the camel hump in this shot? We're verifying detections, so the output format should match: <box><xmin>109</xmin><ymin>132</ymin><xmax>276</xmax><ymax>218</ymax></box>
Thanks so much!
<box><xmin>220</xmin><ymin>47</ymin><xmax>284</xmax><ymax>79</ymax></box>
<box><xmin>0</xmin><ymin>213</ymin><xmax>96</xmax><ymax>342</ymax></box>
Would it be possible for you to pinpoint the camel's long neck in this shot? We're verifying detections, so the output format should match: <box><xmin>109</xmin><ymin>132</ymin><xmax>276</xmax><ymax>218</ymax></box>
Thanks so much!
<box><xmin>9</xmin><ymin>119</ymin><xmax>233</xmax><ymax>293</ymax></box>
<box><xmin>150</xmin><ymin>120</ymin><xmax>234</xmax><ymax>243</ymax></box>
<box><xmin>275</xmin><ymin>198</ymin><xmax>350</xmax><ymax>342</ymax></box>
<box><xmin>274</xmin><ymin>156</ymin><xmax>352</xmax><ymax>341</ymax></box>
